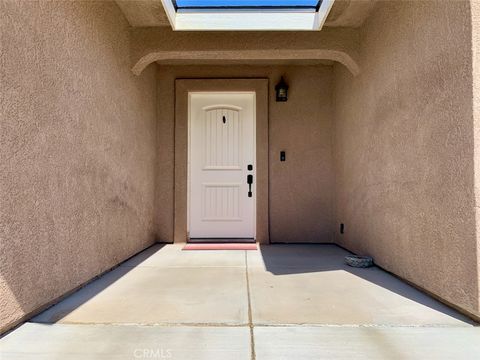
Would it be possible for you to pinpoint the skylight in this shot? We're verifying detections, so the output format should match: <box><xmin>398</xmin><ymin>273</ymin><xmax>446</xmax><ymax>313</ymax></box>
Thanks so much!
<box><xmin>161</xmin><ymin>0</ymin><xmax>334</xmax><ymax>30</ymax></box>
<box><xmin>175</xmin><ymin>0</ymin><xmax>321</xmax><ymax>10</ymax></box>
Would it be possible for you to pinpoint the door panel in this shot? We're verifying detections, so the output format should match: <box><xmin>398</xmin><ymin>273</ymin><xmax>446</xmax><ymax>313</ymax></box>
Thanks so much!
<box><xmin>203</xmin><ymin>183</ymin><xmax>241</xmax><ymax>221</ymax></box>
<box><xmin>204</xmin><ymin>108</ymin><xmax>241</xmax><ymax>169</ymax></box>
<box><xmin>189</xmin><ymin>93</ymin><xmax>255</xmax><ymax>239</ymax></box>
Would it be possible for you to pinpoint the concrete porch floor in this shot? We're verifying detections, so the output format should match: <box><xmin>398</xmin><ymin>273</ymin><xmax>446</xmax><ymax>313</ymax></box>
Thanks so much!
<box><xmin>1</xmin><ymin>244</ymin><xmax>480</xmax><ymax>359</ymax></box>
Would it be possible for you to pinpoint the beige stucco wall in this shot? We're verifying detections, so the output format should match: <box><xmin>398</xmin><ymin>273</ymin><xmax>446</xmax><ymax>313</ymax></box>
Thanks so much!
<box><xmin>2</xmin><ymin>0</ymin><xmax>479</xmax><ymax>334</ymax></box>
<box><xmin>130</xmin><ymin>27</ymin><xmax>360</xmax><ymax>77</ymax></box>
<box><xmin>0</xmin><ymin>1</ymin><xmax>158</xmax><ymax>332</ymax></box>
<box><xmin>333</xmin><ymin>0</ymin><xmax>479</xmax><ymax>317</ymax></box>
<box><xmin>155</xmin><ymin>65</ymin><xmax>334</xmax><ymax>243</ymax></box>
<box><xmin>471</xmin><ymin>0</ymin><xmax>480</xmax><ymax>315</ymax></box>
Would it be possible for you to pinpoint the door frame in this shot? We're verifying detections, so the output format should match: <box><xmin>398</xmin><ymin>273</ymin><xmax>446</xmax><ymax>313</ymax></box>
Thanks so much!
<box><xmin>188</xmin><ymin>92</ymin><xmax>257</xmax><ymax>239</ymax></box>
<box><xmin>175</xmin><ymin>79</ymin><xmax>269</xmax><ymax>244</ymax></box>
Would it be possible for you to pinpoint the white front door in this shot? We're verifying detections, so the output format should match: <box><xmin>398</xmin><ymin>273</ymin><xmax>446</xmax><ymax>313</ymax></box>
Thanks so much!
<box><xmin>189</xmin><ymin>92</ymin><xmax>256</xmax><ymax>239</ymax></box>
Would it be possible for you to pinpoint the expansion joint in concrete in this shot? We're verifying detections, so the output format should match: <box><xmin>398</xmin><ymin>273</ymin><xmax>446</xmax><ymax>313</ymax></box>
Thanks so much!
<box><xmin>245</xmin><ymin>251</ymin><xmax>256</xmax><ymax>360</ymax></box>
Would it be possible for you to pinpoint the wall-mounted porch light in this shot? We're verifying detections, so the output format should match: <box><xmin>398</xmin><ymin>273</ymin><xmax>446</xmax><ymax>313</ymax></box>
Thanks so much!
<box><xmin>275</xmin><ymin>77</ymin><xmax>289</xmax><ymax>102</ymax></box>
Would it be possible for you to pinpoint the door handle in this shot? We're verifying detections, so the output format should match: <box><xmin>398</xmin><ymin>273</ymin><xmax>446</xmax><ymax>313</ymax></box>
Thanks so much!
<box><xmin>247</xmin><ymin>174</ymin><xmax>253</xmax><ymax>198</ymax></box>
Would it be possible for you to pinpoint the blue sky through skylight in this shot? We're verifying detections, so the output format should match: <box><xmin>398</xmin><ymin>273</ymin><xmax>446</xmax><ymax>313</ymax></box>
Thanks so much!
<box><xmin>176</xmin><ymin>0</ymin><xmax>320</xmax><ymax>9</ymax></box>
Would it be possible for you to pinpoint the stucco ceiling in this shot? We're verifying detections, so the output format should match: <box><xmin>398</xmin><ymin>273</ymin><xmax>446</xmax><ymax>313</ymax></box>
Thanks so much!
<box><xmin>116</xmin><ymin>0</ymin><xmax>376</xmax><ymax>28</ymax></box>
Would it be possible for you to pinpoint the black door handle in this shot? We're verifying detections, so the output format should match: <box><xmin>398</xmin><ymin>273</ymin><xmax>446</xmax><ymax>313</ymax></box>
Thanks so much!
<box><xmin>247</xmin><ymin>174</ymin><xmax>253</xmax><ymax>197</ymax></box>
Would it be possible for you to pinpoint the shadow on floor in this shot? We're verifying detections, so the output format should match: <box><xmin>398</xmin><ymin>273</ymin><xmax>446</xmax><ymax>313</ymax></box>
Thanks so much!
<box><xmin>30</xmin><ymin>243</ymin><xmax>475</xmax><ymax>326</ymax></box>
<box><xmin>257</xmin><ymin>244</ymin><xmax>475</xmax><ymax>324</ymax></box>
<box><xmin>31</xmin><ymin>244</ymin><xmax>166</xmax><ymax>324</ymax></box>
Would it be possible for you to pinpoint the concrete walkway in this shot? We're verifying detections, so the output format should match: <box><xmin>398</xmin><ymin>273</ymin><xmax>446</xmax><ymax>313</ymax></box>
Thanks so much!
<box><xmin>1</xmin><ymin>244</ymin><xmax>479</xmax><ymax>359</ymax></box>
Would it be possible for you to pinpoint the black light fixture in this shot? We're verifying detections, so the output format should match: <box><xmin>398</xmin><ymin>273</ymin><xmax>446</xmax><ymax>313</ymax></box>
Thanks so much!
<box><xmin>275</xmin><ymin>76</ymin><xmax>289</xmax><ymax>102</ymax></box>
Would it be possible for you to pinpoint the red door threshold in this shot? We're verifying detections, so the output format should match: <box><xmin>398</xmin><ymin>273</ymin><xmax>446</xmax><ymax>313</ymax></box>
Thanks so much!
<box><xmin>183</xmin><ymin>243</ymin><xmax>258</xmax><ymax>251</ymax></box>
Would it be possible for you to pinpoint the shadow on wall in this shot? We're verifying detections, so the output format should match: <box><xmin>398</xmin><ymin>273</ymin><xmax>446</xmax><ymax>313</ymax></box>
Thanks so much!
<box><xmin>257</xmin><ymin>244</ymin><xmax>474</xmax><ymax>324</ymax></box>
